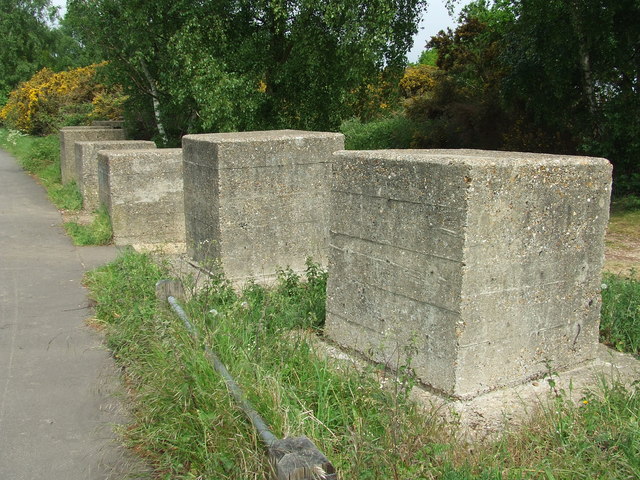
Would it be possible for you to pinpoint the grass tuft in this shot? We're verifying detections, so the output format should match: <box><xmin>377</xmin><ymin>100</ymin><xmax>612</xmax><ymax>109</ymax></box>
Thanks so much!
<box><xmin>600</xmin><ymin>273</ymin><xmax>640</xmax><ymax>356</ymax></box>
<box><xmin>64</xmin><ymin>205</ymin><xmax>113</xmax><ymax>245</ymax></box>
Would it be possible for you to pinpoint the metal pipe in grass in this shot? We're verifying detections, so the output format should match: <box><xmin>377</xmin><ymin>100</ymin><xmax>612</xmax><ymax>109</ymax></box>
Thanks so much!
<box><xmin>167</xmin><ymin>295</ymin><xmax>278</xmax><ymax>446</ymax></box>
<box><xmin>156</xmin><ymin>279</ymin><xmax>337</xmax><ymax>480</ymax></box>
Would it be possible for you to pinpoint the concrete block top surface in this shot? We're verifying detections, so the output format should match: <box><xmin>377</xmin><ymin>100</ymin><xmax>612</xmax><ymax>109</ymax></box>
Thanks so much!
<box><xmin>60</xmin><ymin>126</ymin><xmax>112</xmax><ymax>131</ymax></box>
<box><xmin>334</xmin><ymin>149</ymin><xmax>611</xmax><ymax>168</ymax></box>
<box><xmin>103</xmin><ymin>148</ymin><xmax>181</xmax><ymax>159</ymax></box>
<box><xmin>75</xmin><ymin>140</ymin><xmax>156</xmax><ymax>148</ymax></box>
<box><xmin>100</xmin><ymin>149</ymin><xmax>183</xmax><ymax>173</ymax></box>
<box><xmin>183</xmin><ymin>129</ymin><xmax>344</xmax><ymax>144</ymax></box>
<box><xmin>183</xmin><ymin>129</ymin><xmax>344</xmax><ymax>170</ymax></box>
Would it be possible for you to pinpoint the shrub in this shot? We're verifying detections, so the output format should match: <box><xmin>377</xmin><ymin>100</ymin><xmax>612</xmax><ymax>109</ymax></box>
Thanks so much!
<box><xmin>399</xmin><ymin>64</ymin><xmax>438</xmax><ymax>98</ymax></box>
<box><xmin>0</xmin><ymin>63</ymin><xmax>126</xmax><ymax>135</ymax></box>
<box><xmin>340</xmin><ymin>115</ymin><xmax>416</xmax><ymax>150</ymax></box>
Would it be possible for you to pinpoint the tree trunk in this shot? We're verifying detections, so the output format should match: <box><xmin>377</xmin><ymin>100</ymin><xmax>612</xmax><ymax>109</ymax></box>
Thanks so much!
<box><xmin>139</xmin><ymin>57</ymin><xmax>168</xmax><ymax>144</ymax></box>
<box><xmin>570</xmin><ymin>2</ymin><xmax>599</xmax><ymax>137</ymax></box>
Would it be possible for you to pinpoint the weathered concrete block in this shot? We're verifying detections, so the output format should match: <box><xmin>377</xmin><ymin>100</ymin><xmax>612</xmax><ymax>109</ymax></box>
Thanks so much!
<box><xmin>325</xmin><ymin>149</ymin><xmax>612</xmax><ymax>399</ymax></box>
<box><xmin>182</xmin><ymin>130</ymin><xmax>344</xmax><ymax>281</ymax></box>
<box><xmin>98</xmin><ymin>149</ymin><xmax>185</xmax><ymax>247</ymax></box>
<box><xmin>75</xmin><ymin>140</ymin><xmax>156</xmax><ymax>212</ymax></box>
<box><xmin>60</xmin><ymin>126</ymin><xmax>125</xmax><ymax>184</ymax></box>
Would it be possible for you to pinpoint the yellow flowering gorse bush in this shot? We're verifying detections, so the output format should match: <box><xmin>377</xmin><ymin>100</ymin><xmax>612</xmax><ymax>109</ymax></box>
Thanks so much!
<box><xmin>399</xmin><ymin>64</ymin><xmax>438</xmax><ymax>98</ymax></box>
<box><xmin>0</xmin><ymin>62</ymin><xmax>126</xmax><ymax>135</ymax></box>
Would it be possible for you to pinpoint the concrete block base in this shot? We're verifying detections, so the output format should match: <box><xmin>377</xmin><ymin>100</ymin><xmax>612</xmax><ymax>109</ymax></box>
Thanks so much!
<box><xmin>310</xmin><ymin>332</ymin><xmax>639</xmax><ymax>441</ymax></box>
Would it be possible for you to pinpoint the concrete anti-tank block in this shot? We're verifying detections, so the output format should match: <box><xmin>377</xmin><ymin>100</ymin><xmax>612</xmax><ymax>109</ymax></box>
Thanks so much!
<box><xmin>75</xmin><ymin>140</ymin><xmax>156</xmax><ymax>211</ymax></box>
<box><xmin>182</xmin><ymin>130</ymin><xmax>344</xmax><ymax>282</ymax></box>
<box><xmin>98</xmin><ymin>149</ymin><xmax>185</xmax><ymax>247</ymax></box>
<box><xmin>325</xmin><ymin>149</ymin><xmax>612</xmax><ymax>399</ymax></box>
<box><xmin>60</xmin><ymin>126</ymin><xmax>125</xmax><ymax>184</ymax></box>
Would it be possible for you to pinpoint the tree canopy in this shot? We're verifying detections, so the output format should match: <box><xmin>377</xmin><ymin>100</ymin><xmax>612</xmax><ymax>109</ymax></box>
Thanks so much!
<box><xmin>0</xmin><ymin>0</ymin><xmax>104</xmax><ymax>104</ymax></box>
<box><xmin>0</xmin><ymin>0</ymin><xmax>56</xmax><ymax>101</ymax></box>
<box><xmin>66</xmin><ymin>0</ymin><xmax>428</xmax><ymax>143</ymax></box>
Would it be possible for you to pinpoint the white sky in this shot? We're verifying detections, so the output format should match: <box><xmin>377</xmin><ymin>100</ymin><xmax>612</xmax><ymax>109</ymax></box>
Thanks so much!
<box><xmin>51</xmin><ymin>0</ymin><xmax>470</xmax><ymax>63</ymax></box>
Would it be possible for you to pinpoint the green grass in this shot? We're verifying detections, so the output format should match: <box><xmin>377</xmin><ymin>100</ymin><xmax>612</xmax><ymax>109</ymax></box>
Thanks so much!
<box><xmin>601</xmin><ymin>273</ymin><xmax>640</xmax><ymax>356</ymax></box>
<box><xmin>0</xmin><ymin>128</ymin><xmax>82</xmax><ymax>211</ymax></box>
<box><xmin>86</xmin><ymin>250</ymin><xmax>640</xmax><ymax>480</ymax></box>
<box><xmin>64</xmin><ymin>205</ymin><xmax>113</xmax><ymax>245</ymax></box>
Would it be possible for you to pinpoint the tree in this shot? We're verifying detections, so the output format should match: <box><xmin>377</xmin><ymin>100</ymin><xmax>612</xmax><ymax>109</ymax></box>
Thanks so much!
<box><xmin>66</xmin><ymin>0</ymin><xmax>428</xmax><ymax>143</ymax></box>
<box><xmin>404</xmin><ymin>1</ymin><xmax>513</xmax><ymax>149</ymax></box>
<box><xmin>0</xmin><ymin>0</ymin><xmax>57</xmax><ymax>102</ymax></box>
<box><xmin>405</xmin><ymin>0</ymin><xmax>639</xmax><ymax>194</ymax></box>
<box><xmin>503</xmin><ymin>0</ymin><xmax>640</xmax><ymax>194</ymax></box>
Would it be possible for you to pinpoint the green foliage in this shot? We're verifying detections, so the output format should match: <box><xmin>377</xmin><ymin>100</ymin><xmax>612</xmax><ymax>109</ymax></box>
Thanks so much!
<box><xmin>417</xmin><ymin>48</ymin><xmax>438</xmax><ymax>67</ymax></box>
<box><xmin>64</xmin><ymin>206</ymin><xmax>113</xmax><ymax>246</ymax></box>
<box><xmin>600</xmin><ymin>274</ymin><xmax>640</xmax><ymax>356</ymax></box>
<box><xmin>340</xmin><ymin>115</ymin><xmax>416</xmax><ymax>150</ymax></box>
<box><xmin>404</xmin><ymin>2</ymin><xmax>513</xmax><ymax>150</ymax></box>
<box><xmin>611</xmin><ymin>195</ymin><xmax>640</xmax><ymax>214</ymax></box>
<box><xmin>0</xmin><ymin>0</ymin><xmax>56</xmax><ymax>100</ymax></box>
<box><xmin>66</xmin><ymin>0</ymin><xmax>428</xmax><ymax>141</ymax></box>
<box><xmin>500</xmin><ymin>0</ymin><xmax>640</xmax><ymax>195</ymax></box>
<box><xmin>0</xmin><ymin>128</ymin><xmax>82</xmax><ymax>210</ymax></box>
<box><xmin>0</xmin><ymin>0</ymin><xmax>97</xmax><ymax>102</ymax></box>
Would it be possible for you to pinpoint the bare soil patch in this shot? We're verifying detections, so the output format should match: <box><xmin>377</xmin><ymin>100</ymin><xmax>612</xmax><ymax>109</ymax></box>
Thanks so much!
<box><xmin>62</xmin><ymin>209</ymin><xmax>95</xmax><ymax>226</ymax></box>
<box><xmin>604</xmin><ymin>209</ymin><xmax>640</xmax><ymax>278</ymax></box>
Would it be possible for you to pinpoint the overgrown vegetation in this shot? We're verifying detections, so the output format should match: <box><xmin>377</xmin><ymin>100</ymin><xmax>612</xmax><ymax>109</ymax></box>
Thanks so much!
<box><xmin>601</xmin><ymin>198</ymin><xmax>640</xmax><ymax>357</ymax></box>
<box><xmin>0</xmin><ymin>128</ymin><xmax>81</xmax><ymax>210</ymax></box>
<box><xmin>64</xmin><ymin>0</ymin><xmax>427</xmax><ymax>143</ymax></box>
<box><xmin>344</xmin><ymin>0</ymin><xmax>640</xmax><ymax>196</ymax></box>
<box><xmin>340</xmin><ymin>115</ymin><xmax>415</xmax><ymax>150</ymax></box>
<box><xmin>85</xmin><ymin>249</ymin><xmax>640</xmax><ymax>479</ymax></box>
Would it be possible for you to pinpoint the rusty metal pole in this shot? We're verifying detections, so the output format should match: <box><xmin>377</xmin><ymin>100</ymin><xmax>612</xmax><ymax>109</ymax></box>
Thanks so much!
<box><xmin>156</xmin><ymin>279</ymin><xmax>337</xmax><ymax>480</ymax></box>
